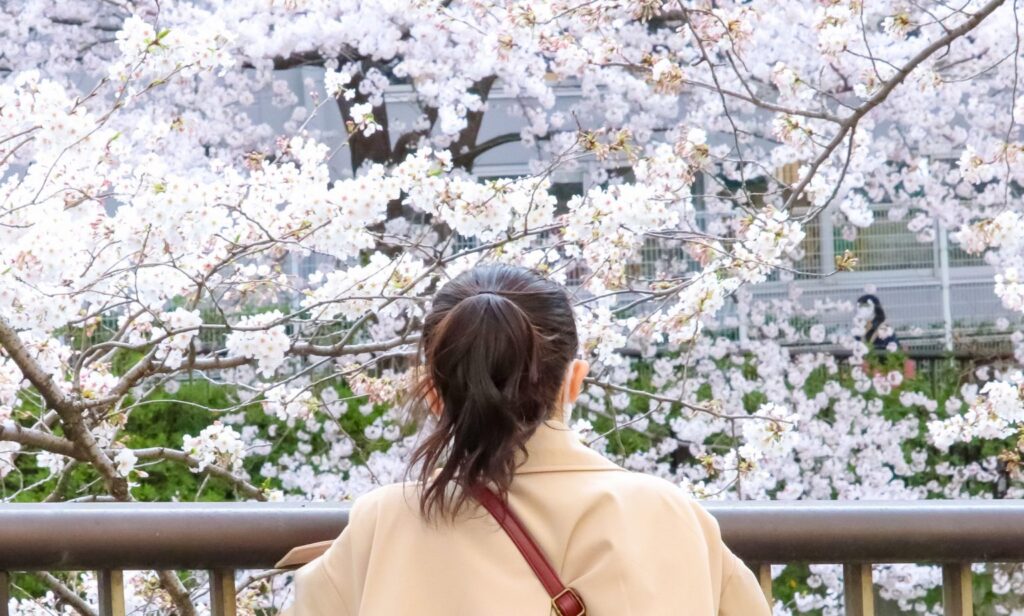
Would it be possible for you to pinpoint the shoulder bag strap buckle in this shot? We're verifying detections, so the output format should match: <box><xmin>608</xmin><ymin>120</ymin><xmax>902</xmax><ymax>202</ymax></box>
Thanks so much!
<box><xmin>551</xmin><ymin>587</ymin><xmax>586</xmax><ymax>616</ymax></box>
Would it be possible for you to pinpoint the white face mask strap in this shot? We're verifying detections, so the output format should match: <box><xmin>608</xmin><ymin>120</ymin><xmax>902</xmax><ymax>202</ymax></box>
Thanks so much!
<box><xmin>561</xmin><ymin>362</ymin><xmax>575</xmax><ymax>424</ymax></box>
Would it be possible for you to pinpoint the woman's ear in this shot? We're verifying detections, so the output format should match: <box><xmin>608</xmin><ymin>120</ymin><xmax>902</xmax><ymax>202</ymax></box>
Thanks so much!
<box><xmin>424</xmin><ymin>383</ymin><xmax>443</xmax><ymax>418</ymax></box>
<box><xmin>567</xmin><ymin>359</ymin><xmax>590</xmax><ymax>404</ymax></box>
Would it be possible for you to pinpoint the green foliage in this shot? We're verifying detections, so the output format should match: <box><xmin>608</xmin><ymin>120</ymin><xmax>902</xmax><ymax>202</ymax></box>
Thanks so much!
<box><xmin>123</xmin><ymin>380</ymin><xmax>252</xmax><ymax>501</ymax></box>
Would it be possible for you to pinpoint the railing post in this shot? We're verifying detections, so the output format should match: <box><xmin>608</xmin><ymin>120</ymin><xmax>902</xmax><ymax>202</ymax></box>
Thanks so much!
<box><xmin>210</xmin><ymin>569</ymin><xmax>237</xmax><ymax>616</ymax></box>
<box><xmin>843</xmin><ymin>563</ymin><xmax>874</xmax><ymax>616</ymax></box>
<box><xmin>756</xmin><ymin>563</ymin><xmax>773</xmax><ymax>606</ymax></box>
<box><xmin>943</xmin><ymin>563</ymin><xmax>973</xmax><ymax>616</ymax></box>
<box><xmin>97</xmin><ymin>570</ymin><xmax>125</xmax><ymax>616</ymax></box>
<box><xmin>0</xmin><ymin>571</ymin><xmax>10</xmax><ymax>616</ymax></box>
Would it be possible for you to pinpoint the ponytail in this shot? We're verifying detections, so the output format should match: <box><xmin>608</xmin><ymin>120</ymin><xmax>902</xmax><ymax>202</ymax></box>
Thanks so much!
<box><xmin>408</xmin><ymin>265</ymin><xmax>578</xmax><ymax>520</ymax></box>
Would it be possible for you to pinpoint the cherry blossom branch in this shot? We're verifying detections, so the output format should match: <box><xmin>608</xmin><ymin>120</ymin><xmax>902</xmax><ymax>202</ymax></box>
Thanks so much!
<box><xmin>0</xmin><ymin>419</ymin><xmax>261</xmax><ymax>502</ymax></box>
<box><xmin>36</xmin><ymin>572</ymin><xmax>96</xmax><ymax>616</ymax></box>
<box><xmin>452</xmin><ymin>132</ymin><xmax>524</xmax><ymax>167</ymax></box>
<box><xmin>235</xmin><ymin>569</ymin><xmax>285</xmax><ymax>595</ymax></box>
<box><xmin>679</xmin><ymin>6</ymin><xmax>756</xmax><ymax>209</ymax></box>
<box><xmin>48</xmin><ymin>16</ymin><xmax>124</xmax><ymax>33</ymax></box>
<box><xmin>130</xmin><ymin>447</ymin><xmax>267</xmax><ymax>500</ymax></box>
<box><xmin>584</xmin><ymin>378</ymin><xmax>769</xmax><ymax>422</ymax></box>
<box><xmin>0</xmin><ymin>317</ymin><xmax>128</xmax><ymax>499</ymax></box>
<box><xmin>44</xmin><ymin>461</ymin><xmax>80</xmax><ymax>503</ymax></box>
<box><xmin>680</xmin><ymin>78</ymin><xmax>842</xmax><ymax>124</ymax></box>
<box><xmin>156</xmin><ymin>570</ymin><xmax>197</xmax><ymax>616</ymax></box>
<box><xmin>0</xmin><ymin>421</ymin><xmax>77</xmax><ymax>457</ymax></box>
<box><xmin>787</xmin><ymin>0</ymin><xmax>1006</xmax><ymax>214</ymax></box>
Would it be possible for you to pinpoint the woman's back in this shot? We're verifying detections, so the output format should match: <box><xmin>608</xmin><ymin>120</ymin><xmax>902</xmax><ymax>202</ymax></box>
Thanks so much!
<box><xmin>283</xmin><ymin>264</ymin><xmax>769</xmax><ymax>615</ymax></box>
<box><xmin>287</xmin><ymin>421</ymin><xmax>768</xmax><ymax>615</ymax></box>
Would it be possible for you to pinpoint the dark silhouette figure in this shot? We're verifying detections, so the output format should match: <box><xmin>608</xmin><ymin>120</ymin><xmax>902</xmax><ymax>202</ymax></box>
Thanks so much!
<box><xmin>856</xmin><ymin>294</ymin><xmax>900</xmax><ymax>351</ymax></box>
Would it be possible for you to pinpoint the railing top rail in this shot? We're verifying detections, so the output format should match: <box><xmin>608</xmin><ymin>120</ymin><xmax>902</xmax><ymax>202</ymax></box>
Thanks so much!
<box><xmin>1</xmin><ymin>500</ymin><xmax>1023</xmax><ymax>570</ymax></box>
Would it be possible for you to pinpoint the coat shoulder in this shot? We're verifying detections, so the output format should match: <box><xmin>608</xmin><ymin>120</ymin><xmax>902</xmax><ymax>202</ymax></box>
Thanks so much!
<box><xmin>597</xmin><ymin>470</ymin><xmax>712</xmax><ymax>530</ymax></box>
<box><xmin>349</xmin><ymin>482</ymin><xmax>420</xmax><ymax>519</ymax></box>
<box><xmin>605</xmin><ymin>467</ymin><xmax>695</xmax><ymax>504</ymax></box>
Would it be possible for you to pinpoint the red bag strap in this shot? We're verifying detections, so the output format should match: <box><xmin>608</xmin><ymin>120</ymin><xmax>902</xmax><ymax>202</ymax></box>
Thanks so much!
<box><xmin>470</xmin><ymin>485</ymin><xmax>586</xmax><ymax>616</ymax></box>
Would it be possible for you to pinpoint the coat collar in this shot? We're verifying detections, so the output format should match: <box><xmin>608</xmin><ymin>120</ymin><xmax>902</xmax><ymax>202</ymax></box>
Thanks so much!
<box><xmin>515</xmin><ymin>420</ymin><xmax>624</xmax><ymax>475</ymax></box>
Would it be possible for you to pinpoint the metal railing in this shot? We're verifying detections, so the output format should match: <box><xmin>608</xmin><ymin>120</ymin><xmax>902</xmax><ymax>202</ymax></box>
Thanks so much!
<box><xmin>2</xmin><ymin>500</ymin><xmax>1024</xmax><ymax>615</ymax></box>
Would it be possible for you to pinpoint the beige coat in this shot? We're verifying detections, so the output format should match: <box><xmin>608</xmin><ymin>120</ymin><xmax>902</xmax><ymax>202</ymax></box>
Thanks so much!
<box><xmin>283</xmin><ymin>421</ymin><xmax>770</xmax><ymax>615</ymax></box>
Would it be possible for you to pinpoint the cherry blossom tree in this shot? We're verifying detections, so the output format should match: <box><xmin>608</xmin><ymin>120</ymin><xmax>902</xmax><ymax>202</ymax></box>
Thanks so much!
<box><xmin>2</xmin><ymin>0</ymin><xmax>1024</xmax><ymax>613</ymax></box>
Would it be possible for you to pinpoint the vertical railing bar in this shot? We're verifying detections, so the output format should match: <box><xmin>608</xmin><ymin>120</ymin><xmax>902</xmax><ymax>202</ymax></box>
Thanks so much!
<box><xmin>943</xmin><ymin>563</ymin><xmax>973</xmax><ymax>616</ymax></box>
<box><xmin>756</xmin><ymin>563</ymin><xmax>773</xmax><ymax>606</ymax></box>
<box><xmin>97</xmin><ymin>570</ymin><xmax>126</xmax><ymax>616</ymax></box>
<box><xmin>210</xmin><ymin>569</ymin><xmax>237</xmax><ymax>616</ymax></box>
<box><xmin>0</xmin><ymin>571</ymin><xmax>10</xmax><ymax>616</ymax></box>
<box><xmin>843</xmin><ymin>563</ymin><xmax>875</xmax><ymax>616</ymax></box>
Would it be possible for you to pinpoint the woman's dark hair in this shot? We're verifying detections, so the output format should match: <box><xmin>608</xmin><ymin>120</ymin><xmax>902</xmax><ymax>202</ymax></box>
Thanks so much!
<box><xmin>408</xmin><ymin>264</ymin><xmax>578</xmax><ymax>519</ymax></box>
<box><xmin>856</xmin><ymin>294</ymin><xmax>885</xmax><ymax>341</ymax></box>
